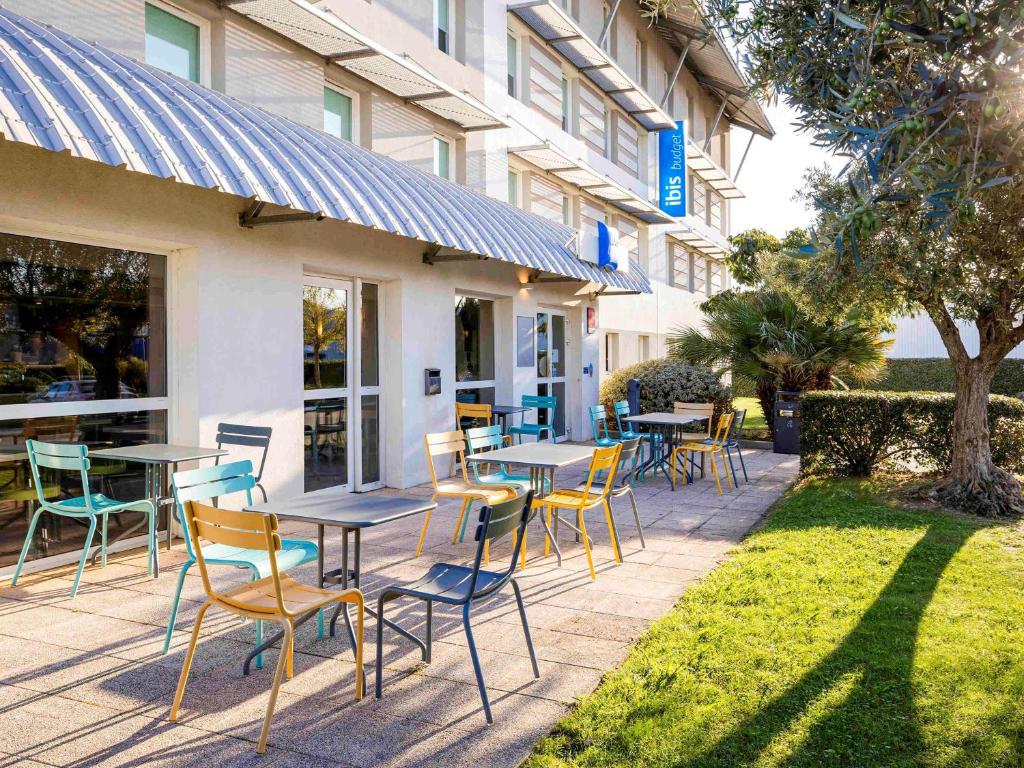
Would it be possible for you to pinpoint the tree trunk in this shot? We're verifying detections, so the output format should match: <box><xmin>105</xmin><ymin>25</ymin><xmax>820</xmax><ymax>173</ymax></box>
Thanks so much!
<box><xmin>940</xmin><ymin>359</ymin><xmax>1024</xmax><ymax>516</ymax></box>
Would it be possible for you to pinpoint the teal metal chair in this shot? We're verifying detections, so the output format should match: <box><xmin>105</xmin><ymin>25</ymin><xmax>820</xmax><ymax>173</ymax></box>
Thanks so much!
<box><xmin>508</xmin><ymin>395</ymin><xmax>557</xmax><ymax>444</ymax></box>
<box><xmin>11</xmin><ymin>440</ymin><xmax>156</xmax><ymax>598</ymax></box>
<box><xmin>612</xmin><ymin>400</ymin><xmax>659</xmax><ymax>466</ymax></box>
<box><xmin>588</xmin><ymin>405</ymin><xmax>620</xmax><ymax>447</ymax></box>
<box><xmin>165</xmin><ymin>460</ymin><xmax>318</xmax><ymax>666</ymax></box>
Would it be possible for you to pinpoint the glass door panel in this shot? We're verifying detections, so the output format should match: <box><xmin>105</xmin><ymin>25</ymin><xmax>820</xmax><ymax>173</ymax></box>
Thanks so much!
<box><xmin>536</xmin><ymin>310</ymin><xmax>569</xmax><ymax>440</ymax></box>
<box><xmin>357</xmin><ymin>281</ymin><xmax>383</xmax><ymax>490</ymax></box>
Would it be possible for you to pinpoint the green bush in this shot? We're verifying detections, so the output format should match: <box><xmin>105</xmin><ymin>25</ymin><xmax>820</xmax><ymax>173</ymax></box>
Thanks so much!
<box><xmin>801</xmin><ymin>390</ymin><xmax>1024</xmax><ymax>477</ymax></box>
<box><xmin>868</xmin><ymin>357</ymin><xmax>1024</xmax><ymax>396</ymax></box>
<box><xmin>600</xmin><ymin>358</ymin><xmax>732</xmax><ymax>422</ymax></box>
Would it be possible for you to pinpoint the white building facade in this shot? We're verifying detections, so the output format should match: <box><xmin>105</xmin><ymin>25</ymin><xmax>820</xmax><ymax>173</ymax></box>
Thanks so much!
<box><xmin>0</xmin><ymin>0</ymin><xmax>769</xmax><ymax>575</ymax></box>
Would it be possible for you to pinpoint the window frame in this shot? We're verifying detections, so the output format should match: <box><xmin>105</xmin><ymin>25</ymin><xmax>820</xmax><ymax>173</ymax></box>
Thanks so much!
<box><xmin>507</xmin><ymin>31</ymin><xmax>519</xmax><ymax>98</ymax></box>
<box><xmin>435</xmin><ymin>0</ymin><xmax>452</xmax><ymax>55</ymax></box>
<box><xmin>144</xmin><ymin>0</ymin><xmax>210</xmax><ymax>86</ymax></box>
<box><xmin>433</xmin><ymin>134</ymin><xmax>453</xmax><ymax>180</ymax></box>
<box><xmin>454</xmin><ymin>293</ymin><xmax>497</xmax><ymax>395</ymax></box>
<box><xmin>508</xmin><ymin>169</ymin><xmax>520</xmax><ymax>207</ymax></box>
<box><xmin>323</xmin><ymin>83</ymin><xmax>359</xmax><ymax>144</ymax></box>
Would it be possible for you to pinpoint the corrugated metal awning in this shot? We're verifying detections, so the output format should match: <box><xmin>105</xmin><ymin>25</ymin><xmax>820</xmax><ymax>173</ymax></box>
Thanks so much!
<box><xmin>226</xmin><ymin>0</ymin><xmax>506</xmax><ymax>132</ymax></box>
<box><xmin>509</xmin><ymin>142</ymin><xmax>673</xmax><ymax>225</ymax></box>
<box><xmin>688</xmin><ymin>141</ymin><xmax>744</xmax><ymax>199</ymax></box>
<box><xmin>509</xmin><ymin>0</ymin><xmax>675</xmax><ymax>132</ymax></box>
<box><xmin>667</xmin><ymin>219</ymin><xmax>731</xmax><ymax>258</ymax></box>
<box><xmin>0</xmin><ymin>7</ymin><xmax>650</xmax><ymax>294</ymax></box>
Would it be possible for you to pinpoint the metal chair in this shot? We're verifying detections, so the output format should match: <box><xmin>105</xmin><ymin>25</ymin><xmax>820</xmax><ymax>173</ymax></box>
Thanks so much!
<box><xmin>169</xmin><ymin>499</ymin><xmax>363</xmax><ymax>754</ymax></box>
<box><xmin>375</xmin><ymin>491</ymin><xmax>538</xmax><ymax>723</ymax></box>
<box><xmin>214</xmin><ymin>423</ymin><xmax>272</xmax><ymax>503</ymax></box>
<box><xmin>508</xmin><ymin>394</ymin><xmax>557</xmax><ymax>443</ymax></box>
<box><xmin>588</xmin><ymin>405</ymin><xmax>619</xmax><ymax>447</ymax></box>
<box><xmin>165</xmin><ymin>461</ymin><xmax>318</xmax><ymax>664</ymax></box>
<box><xmin>673</xmin><ymin>401</ymin><xmax>715</xmax><ymax>477</ymax></box>
<box><xmin>672</xmin><ymin>413</ymin><xmax>735</xmax><ymax>495</ymax></box>
<box><xmin>578</xmin><ymin>437</ymin><xmax>645</xmax><ymax>555</ymax></box>
<box><xmin>455</xmin><ymin>402</ymin><xmax>493</xmax><ymax>431</ymax></box>
<box><xmin>702</xmin><ymin>409</ymin><xmax>748</xmax><ymax>486</ymax></box>
<box><xmin>10</xmin><ymin>440</ymin><xmax>156</xmax><ymax>598</ymax></box>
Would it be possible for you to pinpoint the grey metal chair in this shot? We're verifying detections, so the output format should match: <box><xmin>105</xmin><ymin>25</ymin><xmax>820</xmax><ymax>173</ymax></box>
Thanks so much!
<box><xmin>375</xmin><ymin>490</ymin><xmax>538</xmax><ymax>723</ymax></box>
<box><xmin>577</xmin><ymin>436</ymin><xmax>645</xmax><ymax>557</ymax></box>
<box><xmin>723</xmin><ymin>409</ymin><xmax>748</xmax><ymax>485</ymax></box>
<box><xmin>215</xmin><ymin>423</ymin><xmax>272</xmax><ymax>502</ymax></box>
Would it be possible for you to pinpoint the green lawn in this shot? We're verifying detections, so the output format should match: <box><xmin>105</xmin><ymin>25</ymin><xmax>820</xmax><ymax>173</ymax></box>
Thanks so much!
<box><xmin>527</xmin><ymin>479</ymin><xmax>1024</xmax><ymax>768</ymax></box>
<box><xmin>735</xmin><ymin>395</ymin><xmax>768</xmax><ymax>439</ymax></box>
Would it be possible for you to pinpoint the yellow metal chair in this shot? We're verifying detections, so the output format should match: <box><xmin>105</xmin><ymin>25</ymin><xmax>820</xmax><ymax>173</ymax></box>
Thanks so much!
<box><xmin>673</xmin><ymin>402</ymin><xmax>715</xmax><ymax>439</ymax></box>
<box><xmin>455</xmin><ymin>402</ymin><xmax>493</xmax><ymax>430</ymax></box>
<box><xmin>416</xmin><ymin>431</ymin><xmax>519</xmax><ymax>556</ymax></box>
<box><xmin>534</xmin><ymin>443</ymin><xmax>623</xmax><ymax>580</ymax></box>
<box><xmin>169</xmin><ymin>501</ymin><xmax>364</xmax><ymax>754</ymax></box>
<box><xmin>671</xmin><ymin>412</ymin><xmax>735</xmax><ymax>495</ymax></box>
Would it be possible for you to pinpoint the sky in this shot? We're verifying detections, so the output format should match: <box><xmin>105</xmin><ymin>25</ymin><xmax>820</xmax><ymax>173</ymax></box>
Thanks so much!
<box><xmin>728</xmin><ymin>102</ymin><xmax>836</xmax><ymax>237</ymax></box>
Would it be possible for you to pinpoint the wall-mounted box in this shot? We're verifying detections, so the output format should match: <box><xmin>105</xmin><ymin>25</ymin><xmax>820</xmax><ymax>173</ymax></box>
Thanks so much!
<box><xmin>424</xmin><ymin>368</ymin><xmax>441</xmax><ymax>396</ymax></box>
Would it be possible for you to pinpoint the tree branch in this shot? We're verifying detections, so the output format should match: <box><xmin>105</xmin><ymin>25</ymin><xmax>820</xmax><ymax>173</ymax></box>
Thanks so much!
<box><xmin>924</xmin><ymin>300</ymin><xmax>970</xmax><ymax>366</ymax></box>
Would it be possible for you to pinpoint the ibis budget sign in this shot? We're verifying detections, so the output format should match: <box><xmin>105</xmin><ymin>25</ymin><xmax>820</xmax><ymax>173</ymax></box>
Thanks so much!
<box><xmin>658</xmin><ymin>120</ymin><xmax>687</xmax><ymax>217</ymax></box>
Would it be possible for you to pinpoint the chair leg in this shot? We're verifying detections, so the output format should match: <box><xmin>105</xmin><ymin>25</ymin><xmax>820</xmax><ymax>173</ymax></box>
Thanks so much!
<box><xmin>375</xmin><ymin>593</ymin><xmax>388</xmax><ymax>698</ymax></box>
<box><xmin>625</xmin><ymin>487</ymin><xmax>645</xmax><ymax>548</ymax></box>
<box><xmin>257</xmin><ymin>619</ymin><xmax>292</xmax><ymax>754</ymax></box>
<box><xmin>511</xmin><ymin>578</ymin><xmax>539</xmax><ymax>678</ymax></box>
<box><xmin>725</xmin><ymin>447</ymin><xmax>738</xmax><ymax>488</ymax></box>
<box><xmin>10</xmin><ymin>507</ymin><xmax>44</xmax><ymax>587</ymax></box>
<box><xmin>700</xmin><ymin>452</ymin><xmax>705</xmax><ymax>478</ymax></box>
<box><xmin>148</xmin><ymin>506</ymin><xmax>157</xmax><ymax>577</ymax></box>
<box><xmin>100</xmin><ymin>512</ymin><xmax>108</xmax><ymax>568</ymax></box>
<box><xmin>285</xmin><ymin>623</ymin><xmax>295</xmax><ymax>680</ymax></box>
<box><xmin>720</xmin><ymin>451</ymin><xmax>734</xmax><ymax>491</ymax></box>
<box><xmin>709</xmin><ymin>453</ymin><xmax>723</xmax><ymax>495</ymax></box>
<box><xmin>603</xmin><ymin>500</ymin><xmax>622</xmax><ymax>563</ymax></box>
<box><xmin>70</xmin><ymin>517</ymin><xmax>98</xmax><ymax>598</ymax></box>
<box><xmin>163</xmin><ymin>559</ymin><xmax>195</xmax><ymax>654</ymax></box>
<box><xmin>451</xmin><ymin>497</ymin><xmax>470</xmax><ymax>545</ymax></box>
<box><xmin>350</xmin><ymin>594</ymin><xmax>364</xmax><ymax>700</ymax></box>
<box><xmin>577</xmin><ymin>510</ymin><xmax>596</xmax><ymax>580</ymax></box>
<box><xmin>425</xmin><ymin>599</ymin><xmax>433</xmax><ymax>664</ymax></box>
<box><xmin>169</xmin><ymin>600</ymin><xmax>210</xmax><ymax>722</ymax></box>
<box><xmin>670</xmin><ymin>448</ymin><xmax>678</xmax><ymax>488</ymax></box>
<box><xmin>415</xmin><ymin>507</ymin><xmax>434</xmax><ymax>556</ymax></box>
<box><xmin>736</xmin><ymin>444</ymin><xmax>749</xmax><ymax>482</ymax></box>
<box><xmin>520</xmin><ymin>527</ymin><xmax>528</xmax><ymax>570</ymax></box>
<box><xmin>544</xmin><ymin>506</ymin><xmax>553</xmax><ymax>556</ymax></box>
<box><xmin>457</xmin><ymin>498</ymin><xmax>475</xmax><ymax>543</ymax></box>
<box><xmin>463</xmin><ymin>603</ymin><xmax>492</xmax><ymax>723</ymax></box>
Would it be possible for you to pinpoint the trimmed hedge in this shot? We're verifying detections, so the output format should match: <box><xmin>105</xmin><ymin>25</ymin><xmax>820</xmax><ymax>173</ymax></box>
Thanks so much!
<box><xmin>867</xmin><ymin>357</ymin><xmax>1024</xmax><ymax>396</ymax></box>
<box><xmin>600</xmin><ymin>358</ymin><xmax>732</xmax><ymax>422</ymax></box>
<box><xmin>801</xmin><ymin>390</ymin><xmax>1024</xmax><ymax>477</ymax></box>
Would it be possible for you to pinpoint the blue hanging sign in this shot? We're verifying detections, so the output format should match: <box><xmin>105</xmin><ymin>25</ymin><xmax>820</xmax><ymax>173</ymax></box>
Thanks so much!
<box><xmin>658</xmin><ymin>120</ymin><xmax>687</xmax><ymax>217</ymax></box>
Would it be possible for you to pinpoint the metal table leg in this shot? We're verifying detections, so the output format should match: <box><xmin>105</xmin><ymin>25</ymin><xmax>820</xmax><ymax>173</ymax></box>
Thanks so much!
<box><xmin>533</xmin><ymin>466</ymin><xmax>562</xmax><ymax>566</ymax></box>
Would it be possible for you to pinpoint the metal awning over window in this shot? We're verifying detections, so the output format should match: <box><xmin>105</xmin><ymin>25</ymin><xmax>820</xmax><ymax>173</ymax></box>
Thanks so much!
<box><xmin>688</xmin><ymin>141</ymin><xmax>743</xmax><ymax>199</ymax></box>
<box><xmin>226</xmin><ymin>0</ymin><xmax>506</xmax><ymax>132</ymax></box>
<box><xmin>668</xmin><ymin>219</ymin><xmax>731</xmax><ymax>258</ymax></box>
<box><xmin>509</xmin><ymin>0</ymin><xmax>674</xmax><ymax>132</ymax></box>
<box><xmin>653</xmin><ymin>7</ymin><xmax>774</xmax><ymax>139</ymax></box>
<box><xmin>0</xmin><ymin>8</ymin><xmax>649</xmax><ymax>294</ymax></box>
<box><xmin>509</xmin><ymin>142</ymin><xmax>673</xmax><ymax>225</ymax></box>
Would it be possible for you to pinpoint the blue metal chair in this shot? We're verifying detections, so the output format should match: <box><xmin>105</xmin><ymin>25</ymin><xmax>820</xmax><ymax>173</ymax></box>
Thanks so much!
<box><xmin>589</xmin><ymin>405</ymin><xmax>620</xmax><ymax>447</ymax></box>
<box><xmin>704</xmin><ymin>409</ymin><xmax>748</xmax><ymax>486</ymax></box>
<box><xmin>375</xmin><ymin>491</ymin><xmax>539</xmax><ymax>722</ymax></box>
<box><xmin>215</xmin><ymin>423</ymin><xmax>272</xmax><ymax>503</ymax></box>
<box><xmin>612</xmin><ymin>400</ymin><xmax>658</xmax><ymax>467</ymax></box>
<box><xmin>11</xmin><ymin>440</ymin><xmax>156</xmax><ymax>598</ymax></box>
<box><xmin>508</xmin><ymin>395</ymin><xmax>557</xmax><ymax>443</ymax></box>
<box><xmin>165</xmin><ymin>461</ymin><xmax>318</xmax><ymax>666</ymax></box>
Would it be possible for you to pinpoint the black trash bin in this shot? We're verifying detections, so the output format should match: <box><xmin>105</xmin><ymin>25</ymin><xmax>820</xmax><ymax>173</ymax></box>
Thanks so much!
<box><xmin>627</xmin><ymin>378</ymin><xmax>641</xmax><ymax>417</ymax></box>
<box><xmin>773</xmin><ymin>391</ymin><xmax>802</xmax><ymax>455</ymax></box>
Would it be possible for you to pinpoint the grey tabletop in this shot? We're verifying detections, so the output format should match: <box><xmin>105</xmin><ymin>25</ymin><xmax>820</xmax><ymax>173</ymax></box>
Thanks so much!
<box><xmin>244</xmin><ymin>486</ymin><xmax>436</xmax><ymax>528</ymax></box>
<box><xmin>491</xmin><ymin>405</ymin><xmax>529</xmax><ymax>416</ymax></box>
<box><xmin>466</xmin><ymin>442</ymin><xmax>595</xmax><ymax>469</ymax></box>
<box><xmin>623</xmin><ymin>412</ymin><xmax>704</xmax><ymax>427</ymax></box>
<box><xmin>89</xmin><ymin>444</ymin><xmax>228</xmax><ymax>464</ymax></box>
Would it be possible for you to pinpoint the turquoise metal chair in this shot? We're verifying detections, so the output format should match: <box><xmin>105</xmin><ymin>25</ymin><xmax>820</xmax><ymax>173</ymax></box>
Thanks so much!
<box><xmin>11</xmin><ymin>440</ymin><xmax>156</xmax><ymax>598</ymax></box>
<box><xmin>589</xmin><ymin>405</ymin><xmax>620</xmax><ymax>447</ymax></box>
<box><xmin>612</xmin><ymin>400</ymin><xmax>659</xmax><ymax>466</ymax></box>
<box><xmin>508</xmin><ymin>395</ymin><xmax>557</xmax><ymax>444</ymax></box>
<box><xmin>165</xmin><ymin>461</ymin><xmax>318</xmax><ymax>666</ymax></box>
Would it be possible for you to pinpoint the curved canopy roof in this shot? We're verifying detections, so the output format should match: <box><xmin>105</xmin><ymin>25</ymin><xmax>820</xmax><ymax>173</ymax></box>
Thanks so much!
<box><xmin>0</xmin><ymin>8</ymin><xmax>650</xmax><ymax>293</ymax></box>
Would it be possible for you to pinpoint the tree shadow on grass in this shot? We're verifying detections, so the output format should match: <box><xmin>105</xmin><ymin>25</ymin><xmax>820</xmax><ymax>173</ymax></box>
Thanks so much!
<box><xmin>681</xmin><ymin>521</ymin><xmax>978</xmax><ymax>768</ymax></box>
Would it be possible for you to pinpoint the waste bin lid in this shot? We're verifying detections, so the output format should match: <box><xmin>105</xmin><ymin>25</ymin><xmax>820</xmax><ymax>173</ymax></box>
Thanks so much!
<box><xmin>775</xmin><ymin>390</ymin><xmax>802</xmax><ymax>401</ymax></box>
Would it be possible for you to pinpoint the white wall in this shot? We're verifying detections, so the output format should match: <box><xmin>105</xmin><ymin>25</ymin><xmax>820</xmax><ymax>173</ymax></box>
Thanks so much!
<box><xmin>885</xmin><ymin>314</ymin><xmax>1024</xmax><ymax>360</ymax></box>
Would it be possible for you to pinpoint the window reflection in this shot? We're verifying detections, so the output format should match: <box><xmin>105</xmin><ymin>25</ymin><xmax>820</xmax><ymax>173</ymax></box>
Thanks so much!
<box><xmin>303</xmin><ymin>286</ymin><xmax>347</xmax><ymax>390</ymax></box>
<box><xmin>304</xmin><ymin>398</ymin><xmax>347</xmax><ymax>492</ymax></box>
<box><xmin>455</xmin><ymin>296</ymin><xmax>494</xmax><ymax>382</ymax></box>
<box><xmin>0</xmin><ymin>232</ymin><xmax>167</xmax><ymax>405</ymax></box>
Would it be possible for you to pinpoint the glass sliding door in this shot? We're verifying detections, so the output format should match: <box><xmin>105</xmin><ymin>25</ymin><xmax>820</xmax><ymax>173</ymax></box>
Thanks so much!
<box><xmin>302</xmin><ymin>276</ymin><xmax>382</xmax><ymax>493</ymax></box>
<box><xmin>454</xmin><ymin>295</ymin><xmax>496</xmax><ymax>415</ymax></box>
<box><xmin>536</xmin><ymin>310</ymin><xmax>568</xmax><ymax>440</ymax></box>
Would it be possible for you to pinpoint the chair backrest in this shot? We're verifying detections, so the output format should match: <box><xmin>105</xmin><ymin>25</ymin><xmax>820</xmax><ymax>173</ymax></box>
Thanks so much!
<box><xmin>172</xmin><ymin>460</ymin><xmax>257</xmax><ymax>559</ymax></box>
<box><xmin>465</xmin><ymin>424</ymin><xmax>504</xmax><ymax>453</ymax></box>
<box><xmin>182</xmin><ymin>500</ymin><xmax>287</xmax><ymax>616</ymax></box>
<box><xmin>709</xmin><ymin>412</ymin><xmax>735</xmax><ymax>447</ymax></box>
<box><xmin>424</xmin><ymin>430</ymin><xmax>469</xmax><ymax>485</ymax></box>
<box><xmin>729</xmin><ymin>410</ymin><xmax>746</xmax><ymax>442</ymax></box>
<box><xmin>579</xmin><ymin>444</ymin><xmax>622</xmax><ymax>500</ymax></box>
<box><xmin>674</xmin><ymin>402</ymin><xmax>715</xmax><ymax>437</ymax></box>
<box><xmin>611</xmin><ymin>400</ymin><xmax>631</xmax><ymax>434</ymax></box>
<box><xmin>215</xmin><ymin>423</ymin><xmax>272</xmax><ymax>481</ymax></box>
<box><xmin>26</xmin><ymin>440</ymin><xmax>92</xmax><ymax>511</ymax></box>
<box><xmin>588</xmin><ymin>404</ymin><xmax>609</xmax><ymax>442</ymax></box>
<box><xmin>521</xmin><ymin>395</ymin><xmax>556</xmax><ymax>417</ymax></box>
<box><xmin>455</xmin><ymin>402</ymin><xmax>492</xmax><ymax>430</ymax></box>
<box><xmin>468</xmin><ymin>490</ymin><xmax>533</xmax><ymax>600</ymax></box>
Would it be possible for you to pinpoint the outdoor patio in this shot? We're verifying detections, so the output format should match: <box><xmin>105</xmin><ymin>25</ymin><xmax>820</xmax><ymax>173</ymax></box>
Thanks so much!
<box><xmin>0</xmin><ymin>447</ymin><xmax>797</xmax><ymax>768</ymax></box>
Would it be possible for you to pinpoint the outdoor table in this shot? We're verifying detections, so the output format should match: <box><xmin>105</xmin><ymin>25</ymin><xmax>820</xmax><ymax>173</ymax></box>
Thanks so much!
<box><xmin>622</xmin><ymin>413</ymin><xmax>705</xmax><ymax>490</ymax></box>
<box><xmin>465</xmin><ymin>442</ymin><xmax>594</xmax><ymax>566</ymax></box>
<box><xmin>242</xmin><ymin>487</ymin><xmax>436</xmax><ymax>677</ymax></box>
<box><xmin>88</xmin><ymin>444</ymin><xmax>228</xmax><ymax>576</ymax></box>
<box><xmin>490</xmin><ymin>404</ymin><xmax>529</xmax><ymax>433</ymax></box>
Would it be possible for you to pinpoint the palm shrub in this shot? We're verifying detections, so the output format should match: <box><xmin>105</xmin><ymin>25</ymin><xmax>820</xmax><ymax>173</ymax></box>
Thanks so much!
<box><xmin>668</xmin><ymin>290</ymin><xmax>890</xmax><ymax>438</ymax></box>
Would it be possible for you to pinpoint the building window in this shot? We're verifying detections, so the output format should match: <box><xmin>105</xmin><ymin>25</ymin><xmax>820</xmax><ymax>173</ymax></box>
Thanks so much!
<box><xmin>578</xmin><ymin>82</ymin><xmax>606</xmax><ymax>156</ymax></box>
<box><xmin>433</xmin><ymin>136</ymin><xmax>452</xmax><ymax>180</ymax></box>
<box><xmin>604</xmin><ymin>332</ymin><xmax>619</xmax><ymax>373</ymax></box>
<box><xmin>639</xmin><ymin>335</ymin><xmax>651</xmax><ymax>362</ymax></box>
<box><xmin>580</xmin><ymin>200</ymin><xmax>605</xmax><ymax>232</ymax></box>
<box><xmin>530</xmin><ymin>45</ymin><xmax>565</xmax><ymax>129</ymax></box>
<box><xmin>618</xmin><ymin>217</ymin><xmax>639</xmax><ymax>268</ymax></box>
<box><xmin>0</xmin><ymin>231</ymin><xmax>169</xmax><ymax>570</ymax></box>
<box><xmin>692</xmin><ymin>176</ymin><xmax>707</xmax><ymax>220</ymax></box>
<box><xmin>507</xmin><ymin>33</ymin><xmax>519</xmax><ymax>97</ymax></box>
<box><xmin>508</xmin><ymin>170</ymin><xmax>520</xmax><ymax>206</ymax></box>
<box><xmin>323</xmin><ymin>86</ymin><xmax>354</xmax><ymax>142</ymax></box>
<box><xmin>601</xmin><ymin>2</ymin><xmax>614</xmax><ymax>53</ymax></box>
<box><xmin>671</xmin><ymin>243</ymin><xmax>692</xmax><ymax>290</ymax></box>
<box><xmin>562</xmin><ymin>194</ymin><xmax>571</xmax><ymax>226</ymax></box>
<box><xmin>693</xmin><ymin>254</ymin><xmax>708</xmax><ymax>294</ymax></box>
<box><xmin>663</xmin><ymin>69</ymin><xmax>673</xmax><ymax>112</ymax></box>
<box><xmin>145</xmin><ymin>2</ymin><xmax>201</xmax><ymax>83</ymax></box>
<box><xmin>530</xmin><ymin>176</ymin><xmax>567</xmax><ymax>225</ymax></box>
<box><xmin>709</xmin><ymin>260</ymin><xmax>723</xmax><ymax>294</ymax></box>
<box><xmin>615</xmin><ymin>114</ymin><xmax>641</xmax><ymax>178</ymax></box>
<box><xmin>455</xmin><ymin>296</ymin><xmax>495</xmax><ymax>389</ymax></box>
<box><xmin>635</xmin><ymin>35</ymin><xmax>647</xmax><ymax>89</ymax></box>
<box><xmin>561</xmin><ymin>77</ymin><xmax>571</xmax><ymax>132</ymax></box>
<box><xmin>435</xmin><ymin>0</ymin><xmax>451</xmax><ymax>54</ymax></box>
<box><xmin>709</xmin><ymin>191</ymin><xmax>723</xmax><ymax>231</ymax></box>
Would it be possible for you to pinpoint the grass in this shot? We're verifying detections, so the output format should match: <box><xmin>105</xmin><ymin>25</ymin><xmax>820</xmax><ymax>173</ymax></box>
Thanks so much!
<box><xmin>526</xmin><ymin>478</ymin><xmax>1024</xmax><ymax>768</ymax></box>
<box><xmin>735</xmin><ymin>395</ymin><xmax>769</xmax><ymax>440</ymax></box>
